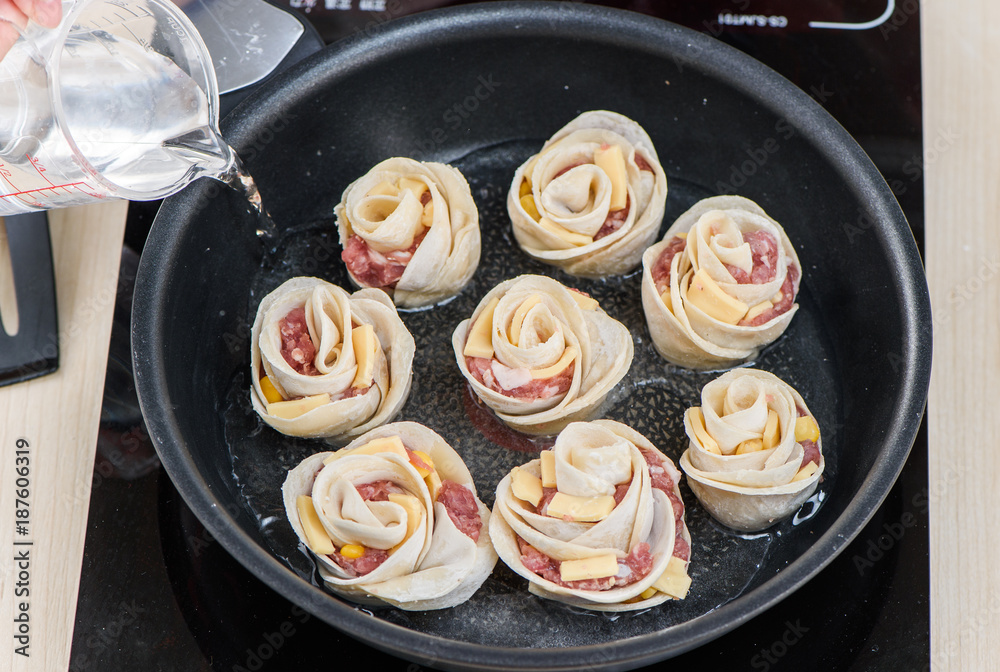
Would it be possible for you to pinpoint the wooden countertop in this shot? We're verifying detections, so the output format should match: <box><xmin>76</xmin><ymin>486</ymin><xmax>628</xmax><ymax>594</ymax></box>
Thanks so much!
<box><xmin>923</xmin><ymin>0</ymin><xmax>997</xmax><ymax>669</ymax></box>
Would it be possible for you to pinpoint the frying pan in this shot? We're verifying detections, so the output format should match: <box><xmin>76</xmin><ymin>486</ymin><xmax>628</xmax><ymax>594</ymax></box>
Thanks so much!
<box><xmin>131</xmin><ymin>3</ymin><xmax>931</xmax><ymax>670</ymax></box>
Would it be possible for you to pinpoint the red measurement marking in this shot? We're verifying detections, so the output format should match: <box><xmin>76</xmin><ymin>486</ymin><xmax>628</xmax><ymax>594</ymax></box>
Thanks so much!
<box><xmin>28</xmin><ymin>156</ymin><xmax>54</xmax><ymax>186</ymax></box>
<box><xmin>0</xmin><ymin>183</ymin><xmax>87</xmax><ymax>199</ymax></box>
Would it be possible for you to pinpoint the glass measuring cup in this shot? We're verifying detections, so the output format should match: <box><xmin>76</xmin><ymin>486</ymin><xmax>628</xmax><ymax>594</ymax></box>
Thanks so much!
<box><xmin>0</xmin><ymin>0</ymin><xmax>234</xmax><ymax>215</ymax></box>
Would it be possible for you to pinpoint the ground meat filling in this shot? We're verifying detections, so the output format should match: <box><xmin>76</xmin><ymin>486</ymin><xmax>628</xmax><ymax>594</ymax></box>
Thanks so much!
<box><xmin>323</xmin><ymin>479</ymin><xmax>407</xmax><ymax>577</ymax></box>
<box><xmin>800</xmin><ymin>440</ymin><xmax>821</xmax><ymax>470</ymax></box>
<box><xmin>634</xmin><ymin>153</ymin><xmax>655</xmax><ymax>173</ymax></box>
<box><xmin>516</xmin><ymin>537</ymin><xmax>654</xmax><ymax>591</ymax></box>
<box><xmin>652</xmin><ymin>235</ymin><xmax>688</xmax><ymax>295</ymax></box>
<box><xmin>279</xmin><ymin>307</ymin><xmax>319</xmax><ymax>375</ymax></box>
<box><xmin>594</xmin><ymin>194</ymin><xmax>630</xmax><ymax>241</ymax></box>
<box><xmin>341</xmin><ymin>228</ymin><xmax>429</xmax><ymax>290</ymax></box>
<box><xmin>640</xmin><ymin>448</ymin><xmax>690</xmax><ymax>563</ymax></box>
<box><xmin>437</xmin><ymin>480</ymin><xmax>482</xmax><ymax>542</ymax></box>
<box><xmin>465</xmin><ymin>355</ymin><xmax>574</xmax><ymax>402</ymax></box>
<box><xmin>724</xmin><ymin>230</ymin><xmax>780</xmax><ymax>285</ymax></box>
<box><xmin>738</xmin><ymin>263</ymin><xmax>800</xmax><ymax>327</ymax></box>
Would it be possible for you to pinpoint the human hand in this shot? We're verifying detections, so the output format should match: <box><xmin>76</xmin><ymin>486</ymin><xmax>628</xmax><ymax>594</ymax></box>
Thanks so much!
<box><xmin>0</xmin><ymin>0</ymin><xmax>62</xmax><ymax>62</ymax></box>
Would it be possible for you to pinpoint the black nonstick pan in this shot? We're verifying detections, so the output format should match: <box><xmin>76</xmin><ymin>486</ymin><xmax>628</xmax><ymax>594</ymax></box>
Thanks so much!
<box><xmin>132</xmin><ymin>3</ymin><xmax>931</xmax><ymax>670</ymax></box>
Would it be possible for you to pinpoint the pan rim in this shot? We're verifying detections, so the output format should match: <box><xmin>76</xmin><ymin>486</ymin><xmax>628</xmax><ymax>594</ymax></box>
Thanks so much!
<box><xmin>132</xmin><ymin>2</ymin><xmax>932</xmax><ymax>669</ymax></box>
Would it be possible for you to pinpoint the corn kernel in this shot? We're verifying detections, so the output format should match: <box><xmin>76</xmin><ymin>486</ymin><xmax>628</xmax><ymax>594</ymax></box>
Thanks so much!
<box><xmin>259</xmin><ymin>375</ymin><xmax>283</xmax><ymax>404</ymax></box>
<box><xmin>340</xmin><ymin>544</ymin><xmax>365</xmax><ymax>559</ymax></box>
<box><xmin>794</xmin><ymin>416</ymin><xmax>820</xmax><ymax>443</ymax></box>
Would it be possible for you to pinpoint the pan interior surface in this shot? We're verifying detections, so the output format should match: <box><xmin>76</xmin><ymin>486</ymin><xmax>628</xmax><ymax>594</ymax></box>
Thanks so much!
<box><xmin>132</xmin><ymin>3</ymin><xmax>931</xmax><ymax>669</ymax></box>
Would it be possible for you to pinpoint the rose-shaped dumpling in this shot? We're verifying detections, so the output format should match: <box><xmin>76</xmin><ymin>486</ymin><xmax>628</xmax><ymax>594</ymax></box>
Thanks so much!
<box><xmin>679</xmin><ymin>369</ymin><xmax>824</xmax><ymax>532</ymax></box>
<box><xmin>508</xmin><ymin>110</ymin><xmax>668</xmax><ymax>277</ymax></box>
<box><xmin>336</xmin><ymin>157</ymin><xmax>481</xmax><ymax>308</ymax></box>
<box><xmin>452</xmin><ymin>275</ymin><xmax>633</xmax><ymax>436</ymax></box>
<box><xmin>641</xmin><ymin>195</ymin><xmax>802</xmax><ymax>370</ymax></box>
<box><xmin>250</xmin><ymin>277</ymin><xmax>414</xmax><ymax>442</ymax></box>
<box><xmin>490</xmin><ymin>420</ymin><xmax>692</xmax><ymax>611</ymax></box>
<box><xmin>282</xmin><ymin>422</ymin><xmax>497</xmax><ymax>610</ymax></box>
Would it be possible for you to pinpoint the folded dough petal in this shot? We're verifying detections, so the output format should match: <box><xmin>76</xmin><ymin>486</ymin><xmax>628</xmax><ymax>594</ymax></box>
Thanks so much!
<box><xmin>508</xmin><ymin>110</ymin><xmax>668</xmax><ymax>277</ymax></box>
<box><xmin>490</xmin><ymin>420</ymin><xmax>691</xmax><ymax>611</ymax></box>
<box><xmin>336</xmin><ymin>157</ymin><xmax>481</xmax><ymax>308</ymax></box>
<box><xmin>679</xmin><ymin>369</ymin><xmax>825</xmax><ymax>532</ymax></box>
<box><xmin>282</xmin><ymin>422</ymin><xmax>498</xmax><ymax>611</ymax></box>
<box><xmin>250</xmin><ymin>277</ymin><xmax>414</xmax><ymax>443</ymax></box>
<box><xmin>641</xmin><ymin>195</ymin><xmax>802</xmax><ymax>370</ymax></box>
<box><xmin>452</xmin><ymin>275</ymin><xmax>633</xmax><ymax>435</ymax></box>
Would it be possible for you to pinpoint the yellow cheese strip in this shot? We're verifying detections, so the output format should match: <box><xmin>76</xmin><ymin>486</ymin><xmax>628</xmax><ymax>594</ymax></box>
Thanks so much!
<box><xmin>593</xmin><ymin>144</ymin><xmax>627</xmax><ymax>211</ymax></box>
<box><xmin>687</xmin><ymin>407</ymin><xmax>721</xmax><ymax>454</ymax></box>
<box><xmin>425</xmin><ymin>469</ymin><xmax>443</xmax><ymax>500</ymax></box>
<box><xmin>736</xmin><ymin>439</ymin><xmax>764</xmax><ymax>454</ymax></box>
<box><xmin>686</xmin><ymin>268</ymin><xmax>750</xmax><ymax>325</ymax></box>
<box><xmin>660</xmin><ymin>288</ymin><xmax>673</xmax><ymax>313</ymax></box>
<box><xmin>340</xmin><ymin>544</ymin><xmax>365</xmax><ymax>559</ymax></box>
<box><xmin>762</xmin><ymin>410</ymin><xmax>780</xmax><ymax>450</ymax></box>
<box><xmin>509</xmin><ymin>295</ymin><xmax>543</xmax><ymax>344</ymax></box>
<box><xmin>651</xmin><ymin>556</ymin><xmax>691</xmax><ymax>599</ymax></box>
<box><xmin>519</xmin><ymin>178</ymin><xmax>532</xmax><ymax>198</ymax></box>
<box><xmin>330</xmin><ymin>435</ymin><xmax>408</xmax><ymax>464</ymax></box>
<box><xmin>745</xmin><ymin>299</ymin><xmax>774</xmax><ymax>322</ymax></box>
<box><xmin>795</xmin><ymin>415</ymin><xmax>821</xmax><ymax>443</ymax></box>
<box><xmin>546</xmin><ymin>492</ymin><xmax>616</xmax><ymax>522</ymax></box>
<box><xmin>259</xmin><ymin>375</ymin><xmax>284</xmax><ymax>404</ymax></box>
<box><xmin>791</xmin><ymin>461</ymin><xmax>820</xmax><ymax>482</ymax></box>
<box><xmin>569</xmin><ymin>290</ymin><xmax>598</xmax><ymax>311</ymax></box>
<box><xmin>559</xmin><ymin>554</ymin><xmax>619</xmax><ymax>582</ymax></box>
<box><xmin>530</xmin><ymin>347</ymin><xmax>577</xmax><ymax>380</ymax></box>
<box><xmin>463</xmin><ymin>296</ymin><xmax>500</xmax><ymax>358</ymax></box>
<box><xmin>351</xmin><ymin>324</ymin><xmax>380</xmax><ymax>388</ymax></box>
<box><xmin>366</xmin><ymin>181</ymin><xmax>398</xmax><ymax>197</ymax></box>
<box><xmin>268</xmin><ymin>393</ymin><xmax>331</xmax><ymax>420</ymax></box>
<box><xmin>537</xmin><ymin>217</ymin><xmax>594</xmax><ymax>247</ymax></box>
<box><xmin>676</xmin><ymin>232</ymin><xmax>688</xmax><ymax>240</ymax></box>
<box><xmin>387</xmin><ymin>492</ymin><xmax>424</xmax><ymax>552</ymax></box>
<box><xmin>511</xmin><ymin>467</ymin><xmax>544</xmax><ymax>507</ymax></box>
<box><xmin>296</xmin><ymin>495</ymin><xmax>335</xmax><ymax>555</ymax></box>
<box><xmin>519</xmin><ymin>194</ymin><xmax>540</xmax><ymax>221</ymax></box>
<box><xmin>420</xmin><ymin>201</ymin><xmax>434</xmax><ymax>228</ymax></box>
<box><xmin>540</xmin><ymin>451</ymin><xmax>557</xmax><ymax>488</ymax></box>
<box><xmin>638</xmin><ymin>587</ymin><xmax>658</xmax><ymax>600</ymax></box>
<box><xmin>397</xmin><ymin>177</ymin><xmax>428</xmax><ymax>199</ymax></box>
<box><xmin>409</xmin><ymin>449</ymin><xmax>435</xmax><ymax>478</ymax></box>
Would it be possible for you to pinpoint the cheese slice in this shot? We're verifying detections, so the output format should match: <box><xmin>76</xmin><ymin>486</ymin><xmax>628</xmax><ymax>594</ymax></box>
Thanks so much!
<box><xmin>409</xmin><ymin>449</ymin><xmax>435</xmax><ymax>478</ymax></box>
<box><xmin>420</xmin><ymin>201</ymin><xmax>434</xmax><ymax>228</ymax></box>
<box><xmin>296</xmin><ymin>495</ymin><xmax>335</xmax><ymax>555</ymax></box>
<box><xmin>540</xmin><ymin>451</ymin><xmax>557</xmax><ymax>488</ymax></box>
<box><xmin>686</xmin><ymin>268</ymin><xmax>749</xmax><ymax>325</ymax></box>
<box><xmin>463</xmin><ymin>296</ymin><xmax>500</xmax><ymax>359</ymax></box>
<box><xmin>660</xmin><ymin>288</ymin><xmax>673</xmax><ymax>313</ymax></box>
<box><xmin>559</xmin><ymin>554</ymin><xmax>619</xmax><ymax>582</ymax></box>
<box><xmin>687</xmin><ymin>407</ymin><xmax>720</xmax><ymax>454</ymax></box>
<box><xmin>545</xmin><ymin>492</ymin><xmax>616</xmax><ymax>522</ymax></box>
<box><xmin>519</xmin><ymin>177</ymin><xmax>532</xmax><ymax>198</ymax></box>
<box><xmin>351</xmin><ymin>324</ymin><xmax>380</xmax><ymax>388</ymax></box>
<box><xmin>593</xmin><ymin>144</ymin><xmax>627</xmax><ymax>211</ymax></box>
<box><xmin>259</xmin><ymin>375</ymin><xmax>284</xmax><ymax>404</ymax></box>
<box><xmin>568</xmin><ymin>290</ymin><xmax>598</xmax><ymax>311</ymax></box>
<box><xmin>795</xmin><ymin>415</ymin><xmax>821</xmax><ymax>443</ymax></box>
<box><xmin>387</xmin><ymin>492</ymin><xmax>424</xmax><ymax>553</ymax></box>
<box><xmin>509</xmin><ymin>295</ymin><xmax>543</xmax><ymax>344</ymax></box>
<box><xmin>530</xmin><ymin>347</ymin><xmax>577</xmax><ymax>380</ymax></box>
<box><xmin>268</xmin><ymin>393</ymin><xmax>330</xmax><ymax>419</ymax></box>
<box><xmin>762</xmin><ymin>410</ymin><xmax>780</xmax><ymax>450</ymax></box>
<box><xmin>425</xmin><ymin>469</ymin><xmax>443</xmax><ymax>500</ymax></box>
<box><xmin>744</xmin><ymin>299</ymin><xmax>774</xmax><ymax>322</ymax></box>
<box><xmin>397</xmin><ymin>177</ymin><xmax>428</xmax><ymax>200</ymax></box>
<box><xmin>736</xmin><ymin>439</ymin><xmax>764</xmax><ymax>454</ymax></box>
<box><xmin>366</xmin><ymin>181</ymin><xmax>398</xmax><ymax>197</ymax></box>
<box><xmin>332</xmin><ymin>435</ymin><xmax>408</xmax><ymax>464</ymax></box>
<box><xmin>651</xmin><ymin>556</ymin><xmax>691</xmax><ymax>599</ymax></box>
<box><xmin>791</xmin><ymin>461</ymin><xmax>820</xmax><ymax>482</ymax></box>
<box><xmin>510</xmin><ymin>467</ymin><xmax>544</xmax><ymax>507</ymax></box>
<box><xmin>519</xmin><ymin>194</ymin><xmax>540</xmax><ymax>221</ymax></box>
<box><xmin>538</xmin><ymin>217</ymin><xmax>594</xmax><ymax>247</ymax></box>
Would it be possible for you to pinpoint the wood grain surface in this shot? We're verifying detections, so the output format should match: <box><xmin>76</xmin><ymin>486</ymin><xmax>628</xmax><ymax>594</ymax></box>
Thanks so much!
<box><xmin>923</xmin><ymin>1</ymin><xmax>999</xmax><ymax>670</ymax></box>
<box><xmin>0</xmin><ymin>202</ymin><xmax>128</xmax><ymax>672</ymax></box>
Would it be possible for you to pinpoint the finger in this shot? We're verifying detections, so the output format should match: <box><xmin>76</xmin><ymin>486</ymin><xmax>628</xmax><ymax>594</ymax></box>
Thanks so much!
<box><xmin>11</xmin><ymin>0</ymin><xmax>60</xmax><ymax>30</ymax></box>
<box><xmin>0</xmin><ymin>21</ymin><xmax>18</xmax><ymax>61</ymax></box>
<box><xmin>0</xmin><ymin>0</ymin><xmax>29</xmax><ymax>30</ymax></box>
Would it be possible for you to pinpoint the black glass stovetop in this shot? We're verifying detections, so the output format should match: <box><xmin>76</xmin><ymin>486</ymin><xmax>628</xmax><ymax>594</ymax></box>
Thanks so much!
<box><xmin>70</xmin><ymin>2</ymin><xmax>926</xmax><ymax>670</ymax></box>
